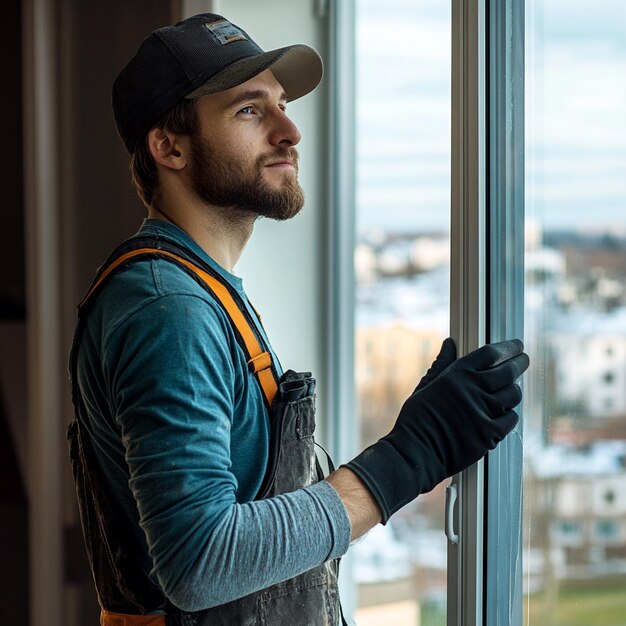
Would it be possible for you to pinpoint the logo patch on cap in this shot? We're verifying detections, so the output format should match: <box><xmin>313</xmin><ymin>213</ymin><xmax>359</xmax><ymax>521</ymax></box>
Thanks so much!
<box><xmin>205</xmin><ymin>19</ymin><xmax>247</xmax><ymax>44</ymax></box>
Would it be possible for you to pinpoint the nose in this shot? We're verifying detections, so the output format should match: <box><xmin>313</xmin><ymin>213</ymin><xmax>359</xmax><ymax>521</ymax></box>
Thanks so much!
<box><xmin>268</xmin><ymin>108</ymin><xmax>302</xmax><ymax>148</ymax></box>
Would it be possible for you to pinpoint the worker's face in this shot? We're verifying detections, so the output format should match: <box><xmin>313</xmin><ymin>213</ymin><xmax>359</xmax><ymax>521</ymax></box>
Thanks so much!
<box><xmin>187</xmin><ymin>69</ymin><xmax>304</xmax><ymax>220</ymax></box>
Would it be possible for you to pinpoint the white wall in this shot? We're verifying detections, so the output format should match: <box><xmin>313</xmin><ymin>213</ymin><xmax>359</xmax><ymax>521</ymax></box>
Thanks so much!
<box><xmin>554</xmin><ymin>332</ymin><xmax>626</xmax><ymax>417</ymax></box>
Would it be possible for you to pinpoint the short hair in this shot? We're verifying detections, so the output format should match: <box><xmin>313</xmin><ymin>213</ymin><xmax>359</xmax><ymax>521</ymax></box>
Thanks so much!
<box><xmin>129</xmin><ymin>98</ymin><xmax>199</xmax><ymax>209</ymax></box>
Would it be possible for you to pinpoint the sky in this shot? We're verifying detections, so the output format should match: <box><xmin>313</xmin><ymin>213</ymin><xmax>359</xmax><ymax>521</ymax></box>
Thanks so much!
<box><xmin>356</xmin><ymin>0</ymin><xmax>626</xmax><ymax>234</ymax></box>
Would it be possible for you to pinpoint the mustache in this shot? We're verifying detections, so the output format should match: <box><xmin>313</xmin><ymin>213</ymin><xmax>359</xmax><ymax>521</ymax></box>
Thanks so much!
<box><xmin>257</xmin><ymin>147</ymin><xmax>300</xmax><ymax>168</ymax></box>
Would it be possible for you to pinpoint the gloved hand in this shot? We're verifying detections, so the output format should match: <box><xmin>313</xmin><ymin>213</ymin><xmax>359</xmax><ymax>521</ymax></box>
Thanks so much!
<box><xmin>344</xmin><ymin>338</ymin><xmax>529</xmax><ymax>523</ymax></box>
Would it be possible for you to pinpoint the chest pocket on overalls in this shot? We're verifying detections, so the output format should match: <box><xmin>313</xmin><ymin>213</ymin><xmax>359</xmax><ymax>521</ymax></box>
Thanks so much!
<box><xmin>257</xmin><ymin>370</ymin><xmax>318</xmax><ymax>498</ymax></box>
<box><xmin>251</xmin><ymin>370</ymin><xmax>342</xmax><ymax>626</ymax></box>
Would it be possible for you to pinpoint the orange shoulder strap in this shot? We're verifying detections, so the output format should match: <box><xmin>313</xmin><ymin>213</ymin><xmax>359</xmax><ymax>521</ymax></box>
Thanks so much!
<box><xmin>100</xmin><ymin>608</ymin><xmax>166</xmax><ymax>626</ymax></box>
<box><xmin>80</xmin><ymin>247</ymin><xmax>278</xmax><ymax>409</ymax></box>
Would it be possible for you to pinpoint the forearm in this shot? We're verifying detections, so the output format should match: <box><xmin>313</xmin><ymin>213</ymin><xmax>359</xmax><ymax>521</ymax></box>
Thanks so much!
<box><xmin>152</xmin><ymin>480</ymin><xmax>351</xmax><ymax>611</ymax></box>
<box><xmin>326</xmin><ymin>467</ymin><xmax>382</xmax><ymax>540</ymax></box>
<box><xmin>153</xmin><ymin>468</ymin><xmax>380</xmax><ymax>611</ymax></box>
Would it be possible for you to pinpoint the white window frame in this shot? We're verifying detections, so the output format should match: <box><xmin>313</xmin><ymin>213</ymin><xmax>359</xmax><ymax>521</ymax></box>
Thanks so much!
<box><xmin>326</xmin><ymin>0</ymin><xmax>358</xmax><ymax>619</ymax></box>
<box><xmin>447</xmin><ymin>2</ymin><xmax>488</xmax><ymax>624</ymax></box>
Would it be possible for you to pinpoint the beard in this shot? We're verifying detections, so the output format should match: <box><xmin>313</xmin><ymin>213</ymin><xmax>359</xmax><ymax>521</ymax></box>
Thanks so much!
<box><xmin>187</xmin><ymin>134</ymin><xmax>305</xmax><ymax>221</ymax></box>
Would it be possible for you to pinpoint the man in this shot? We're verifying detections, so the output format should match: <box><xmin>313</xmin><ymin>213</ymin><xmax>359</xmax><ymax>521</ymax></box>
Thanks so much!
<box><xmin>68</xmin><ymin>13</ymin><xmax>529</xmax><ymax>626</ymax></box>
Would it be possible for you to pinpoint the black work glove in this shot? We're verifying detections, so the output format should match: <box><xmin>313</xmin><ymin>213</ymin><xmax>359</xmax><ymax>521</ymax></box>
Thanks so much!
<box><xmin>344</xmin><ymin>338</ymin><xmax>529</xmax><ymax>523</ymax></box>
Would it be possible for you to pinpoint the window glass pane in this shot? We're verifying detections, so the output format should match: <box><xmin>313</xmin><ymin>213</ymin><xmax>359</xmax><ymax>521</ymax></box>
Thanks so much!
<box><xmin>523</xmin><ymin>2</ymin><xmax>626</xmax><ymax>624</ymax></box>
<box><xmin>353</xmin><ymin>2</ymin><xmax>451</xmax><ymax>625</ymax></box>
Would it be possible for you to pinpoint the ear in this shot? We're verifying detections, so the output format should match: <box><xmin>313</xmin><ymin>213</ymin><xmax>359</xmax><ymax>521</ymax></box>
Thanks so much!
<box><xmin>146</xmin><ymin>127</ymin><xmax>188</xmax><ymax>171</ymax></box>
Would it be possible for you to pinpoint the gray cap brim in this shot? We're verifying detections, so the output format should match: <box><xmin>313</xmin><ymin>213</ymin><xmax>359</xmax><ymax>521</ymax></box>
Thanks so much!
<box><xmin>185</xmin><ymin>44</ymin><xmax>323</xmax><ymax>101</ymax></box>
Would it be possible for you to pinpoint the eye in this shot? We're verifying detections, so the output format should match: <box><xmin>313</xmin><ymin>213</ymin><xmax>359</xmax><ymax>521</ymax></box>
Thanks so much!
<box><xmin>239</xmin><ymin>105</ymin><xmax>255</xmax><ymax>115</ymax></box>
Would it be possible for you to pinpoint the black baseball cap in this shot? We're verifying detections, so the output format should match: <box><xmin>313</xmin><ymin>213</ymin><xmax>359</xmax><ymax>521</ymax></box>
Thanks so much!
<box><xmin>112</xmin><ymin>13</ymin><xmax>323</xmax><ymax>154</ymax></box>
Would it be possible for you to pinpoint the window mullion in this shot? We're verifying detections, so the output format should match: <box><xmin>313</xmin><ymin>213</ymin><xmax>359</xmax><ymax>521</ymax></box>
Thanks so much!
<box><xmin>326</xmin><ymin>0</ymin><xmax>357</xmax><ymax>620</ymax></box>
<box><xmin>448</xmin><ymin>0</ymin><xmax>487</xmax><ymax>624</ymax></box>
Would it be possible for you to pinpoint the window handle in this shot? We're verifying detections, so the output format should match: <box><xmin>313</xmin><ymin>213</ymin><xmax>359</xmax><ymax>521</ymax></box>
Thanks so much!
<box><xmin>445</xmin><ymin>481</ymin><xmax>459</xmax><ymax>544</ymax></box>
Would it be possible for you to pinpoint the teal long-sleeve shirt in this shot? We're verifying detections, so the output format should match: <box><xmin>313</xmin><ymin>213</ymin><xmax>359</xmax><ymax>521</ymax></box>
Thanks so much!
<box><xmin>75</xmin><ymin>219</ymin><xmax>351</xmax><ymax>611</ymax></box>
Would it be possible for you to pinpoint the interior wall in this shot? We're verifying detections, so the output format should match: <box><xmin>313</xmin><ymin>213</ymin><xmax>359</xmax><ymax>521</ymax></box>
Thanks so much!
<box><xmin>0</xmin><ymin>0</ymin><xmax>25</xmax><ymax>318</ymax></box>
<box><xmin>1</xmin><ymin>0</ymin><xmax>26</xmax><ymax>482</ymax></box>
<box><xmin>0</xmin><ymin>0</ymin><xmax>28</xmax><ymax>623</ymax></box>
<box><xmin>63</xmin><ymin>0</ymin><xmax>177</xmax><ymax>305</ymax></box>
